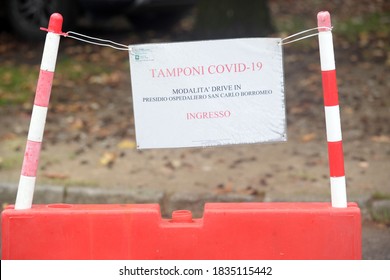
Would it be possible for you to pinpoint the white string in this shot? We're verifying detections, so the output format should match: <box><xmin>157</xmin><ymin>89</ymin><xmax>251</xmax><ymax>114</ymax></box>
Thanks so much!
<box><xmin>64</xmin><ymin>26</ymin><xmax>333</xmax><ymax>49</ymax></box>
<box><xmin>65</xmin><ymin>31</ymin><xmax>129</xmax><ymax>51</ymax></box>
<box><xmin>279</xmin><ymin>26</ymin><xmax>333</xmax><ymax>45</ymax></box>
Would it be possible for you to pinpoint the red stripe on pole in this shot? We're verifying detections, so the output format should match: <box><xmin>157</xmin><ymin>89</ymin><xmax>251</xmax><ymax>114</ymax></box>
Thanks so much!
<box><xmin>322</xmin><ymin>70</ymin><xmax>339</xmax><ymax>106</ymax></box>
<box><xmin>21</xmin><ymin>140</ymin><xmax>42</xmax><ymax>177</ymax></box>
<box><xmin>34</xmin><ymin>70</ymin><xmax>54</xmax><ymax>107</ymax></box>
<box><xmin>327</xmin><ymin>141</ymin><xmax>345</xmax><ymax>177</ymax></box>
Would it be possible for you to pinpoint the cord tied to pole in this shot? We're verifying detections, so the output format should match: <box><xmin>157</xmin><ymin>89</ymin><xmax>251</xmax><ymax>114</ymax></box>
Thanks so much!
<box><xmin>279</xmin><ymin>26</ymin><xmax>333</xmax><ymax>46</ymax></box>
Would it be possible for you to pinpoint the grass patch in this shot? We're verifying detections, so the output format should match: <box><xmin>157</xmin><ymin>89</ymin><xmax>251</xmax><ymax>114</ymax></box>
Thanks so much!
<box><xmin>369</xmin><ymin>192</ymin><xmax>390</xmax><ymax>225</ymax></box>
<box><xmin>0</xmin><ymin>155</ymin><xmax>22</xmax><ymax>170</ymax></box>
<box><xmin>370</xmin><ymin>202</ymin><xmax>390</xmax><ymax>225</ymax></box>
<box><xmin>371</xmin><ymin>192</ymin><xmax>390</xmax><ymax>201</ymax></box>
<box><xmin>0</xmin><ymin>56</ymin><xmax>109</xmax><ymax>107</ymax></box>
<box><xmin>56</xmin><ymin>55</ymin><xmax>108</xmax><ymax>82</ymax></box>
<box><xmin>274</xmin><ymin>16</ymin><xmax>317</xmax><ymax>50</ymax></box>
<box><xmin>275</xmin><ymin>11</ymin><xmax>390</xmax><ymax>51</ymax></box>
<box><xmin>0</xmin><ymin>64</ymin><xmax>38</xmax><ymax>106</ymax></box>
<box><xmin>334</xmin><ymin>12</ymin><xmax>390</xmax><ymax>43</ymax></box>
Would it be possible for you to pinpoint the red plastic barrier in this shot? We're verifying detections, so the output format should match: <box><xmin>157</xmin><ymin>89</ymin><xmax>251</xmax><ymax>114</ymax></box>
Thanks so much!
<box><xmin>2</xmin><ymin>202</ymin><xmax>361</xmax><ymax>259</ymax></box>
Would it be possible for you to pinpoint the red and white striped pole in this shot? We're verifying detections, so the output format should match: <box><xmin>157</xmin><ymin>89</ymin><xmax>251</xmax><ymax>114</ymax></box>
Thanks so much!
<box><xmin>15</xmin><ymin>13</ymin><xmax>64</xmax><ymax>209</ymax></box>
<box><xmin>317</xmin><ymin>11</ymin><xmax>347</xmax><ymax>208</ymax></box>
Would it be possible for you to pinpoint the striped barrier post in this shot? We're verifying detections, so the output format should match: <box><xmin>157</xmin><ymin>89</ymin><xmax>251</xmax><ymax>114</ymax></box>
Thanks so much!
<box><xmin>317</xmin><ymin>11</ymin><xmax>347</xmax><ymax>208</ymax></box>
<box><xmin>14</xmin><ymin>14</ymin><xmax>64</xmax><ymax>210</ymax></box>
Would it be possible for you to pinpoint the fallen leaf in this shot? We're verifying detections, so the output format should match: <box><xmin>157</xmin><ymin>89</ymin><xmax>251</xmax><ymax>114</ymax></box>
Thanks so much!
<box><xmin>173</xmin><ymin>159</ymin><xmax>184</xmax><ymax>168</ymax></box>
<box><xmin>290</xmin><ymin>106</ymin><xmax>305</xmax><ymax>114</ymax></box>
<box><xmin>215</xmin><ymin>182</ymin><xmax>234</xmax><ymax>194</ymax></box>
<box><xmin>371</xmin><ymin>135</ymin><xmax>390</xmax><ymax>143</ymax></box>
<box><xmin>0</xmin><ymin>132</ymin><xmax>17</xmax><ymax>141</ymax></box>
<box><xmin>359</xmin><ymin>31</ymin><xmax>370</xmax><ymax>47</ymax></box>
<box><xmin>301</xmin><ymin>133</ymin><xmax>317</xmax><ymax>142</ymax></box>
<box><xmin>117</xmin><ymin>140</ymin><xmax>136</xmax><ymax>149</ymax></box>
<box><xmin>240</xmin><ymin>186</ymin><xmax>260</xmax><ymax>196</ymax></box>
<box><xmin>259</xmin><ymin>178</ymin><xmax>268</xmax><ymax>186</ymax></box>
<box><xmin>89</xmin><ymin>102</ymin><xmax>100</xmax><ymax>110</ymax></box>
<box><xmin>344</xmin><ymin>106</ymin><xmax>354</xmax><ymax>115</ymax></box>
<box><xmin>88</xmin><ymin>71</ymin><xmax>123</xmax><ymax>85</ymax></box>
<box><xmin>358</xmin><ymin>161</ymin><xmax>369</xmax><ymax>169</ymax></box>
<box><xmin>70</xmin><ymin>118</ymin><xmax>84</xmax><ymax>130</ymax></box>
<box><xmin>201</xmin><ymin>165</ymin><xmax>212</xmax><ymax>172</ymax></box>
<box><xmin>88</xmin><ymin>74</ymin><xmax>106</xmax><ymax>85</ymax></box>
<box><xmin>100</xmin><ymin>152</ymin><xmax>116</xmax><ymax>167</ymax></box>
<box><xmin>229</xmin><ymin>156</ymin><xmax>257</xmax><ymax>168</ymax></box>
<box><xmin>165</xmin><ymin>159</ymin><xmax>182</xmax><ymax>170</ymax></box>
<box><xmin>43</xmin><ymin>173</ymin><xmax>69</xmax><ymax>180</ymax></box>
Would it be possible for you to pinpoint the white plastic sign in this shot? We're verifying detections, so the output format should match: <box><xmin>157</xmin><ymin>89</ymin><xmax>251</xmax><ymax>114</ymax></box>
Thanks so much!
<box><xmin>129</xmin><ymin>38</ymin><xmax>286</xmax><ymax>149</ymax></box>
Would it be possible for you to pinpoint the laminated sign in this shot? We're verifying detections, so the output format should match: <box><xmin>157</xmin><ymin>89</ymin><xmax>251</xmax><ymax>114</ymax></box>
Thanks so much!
<box><xmin>129</xmin><ymin>38</ymin><xmax>286</xmax><ymax>149</ymax></box>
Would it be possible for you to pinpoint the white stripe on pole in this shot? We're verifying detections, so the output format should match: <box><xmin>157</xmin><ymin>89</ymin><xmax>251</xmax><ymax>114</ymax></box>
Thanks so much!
<box><xmin>15</xmin><ymin>175</ymin><xmax>36</xmax><ymax>210</ymax></box>
<box><xmin>27</xmin><ymin>105</ymin><xmax>48</xmax><ymax>142</ymax></box>
<box><xmin>324</xmin><ymin>105</ymin><xmax>343</xmax><ymax>142</ymax></box>
<box><xmin>330</xmin><ymin>176</ymin><xmax>347</xmax><ymax>208</ymax></box>
<box><xmin>318</xmin><ymin>31</ymin><xmax>336</xmax><ymax>71</ymax></box>
<box><xmin>40</xmin><ymin>32</ymin><xmax>61</xmax><ymax>72</ymax></box>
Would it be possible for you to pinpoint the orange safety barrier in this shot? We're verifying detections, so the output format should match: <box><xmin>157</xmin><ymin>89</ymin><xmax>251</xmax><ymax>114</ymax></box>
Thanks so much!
<box><xmin>2</xmin><ymin>203</ymin><xmax>361</xmax><ymax>259</ymax></box>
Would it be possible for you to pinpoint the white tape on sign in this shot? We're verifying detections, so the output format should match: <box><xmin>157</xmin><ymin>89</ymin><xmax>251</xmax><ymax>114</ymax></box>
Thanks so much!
<box><xmin>129</xmin><ymin>38</ymin><xmax>286</xmax><ymax>149</ymax></box>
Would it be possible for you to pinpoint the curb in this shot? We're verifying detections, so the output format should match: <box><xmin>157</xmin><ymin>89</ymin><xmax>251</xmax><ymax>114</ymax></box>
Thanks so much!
<box><xmin>0</xmin><ymin>183</ymin><xmax>263</xmax><ymax>217</ymax></box>
<box><xmin>1</xmin><ymin>182</ymin><xmax>386</xmax><ymax>219</ymax></box>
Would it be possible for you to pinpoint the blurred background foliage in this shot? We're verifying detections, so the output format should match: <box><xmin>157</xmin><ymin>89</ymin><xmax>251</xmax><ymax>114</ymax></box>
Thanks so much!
<box><xmin>0</xmin><ymin>0</ymin><xmax>389</xmax><ymax>106</ymax></box>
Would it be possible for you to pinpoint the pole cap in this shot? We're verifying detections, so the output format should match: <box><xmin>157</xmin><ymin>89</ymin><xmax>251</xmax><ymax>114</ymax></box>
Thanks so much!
<box><xmin>317</xmin><ymin>11</ymin><xmax>331</xmax><ymax>31</ymax></box>
<box><xmin>40</xmin><ymin>13</ymin><xmax>66</xmax><ymax>35</ymax></box>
